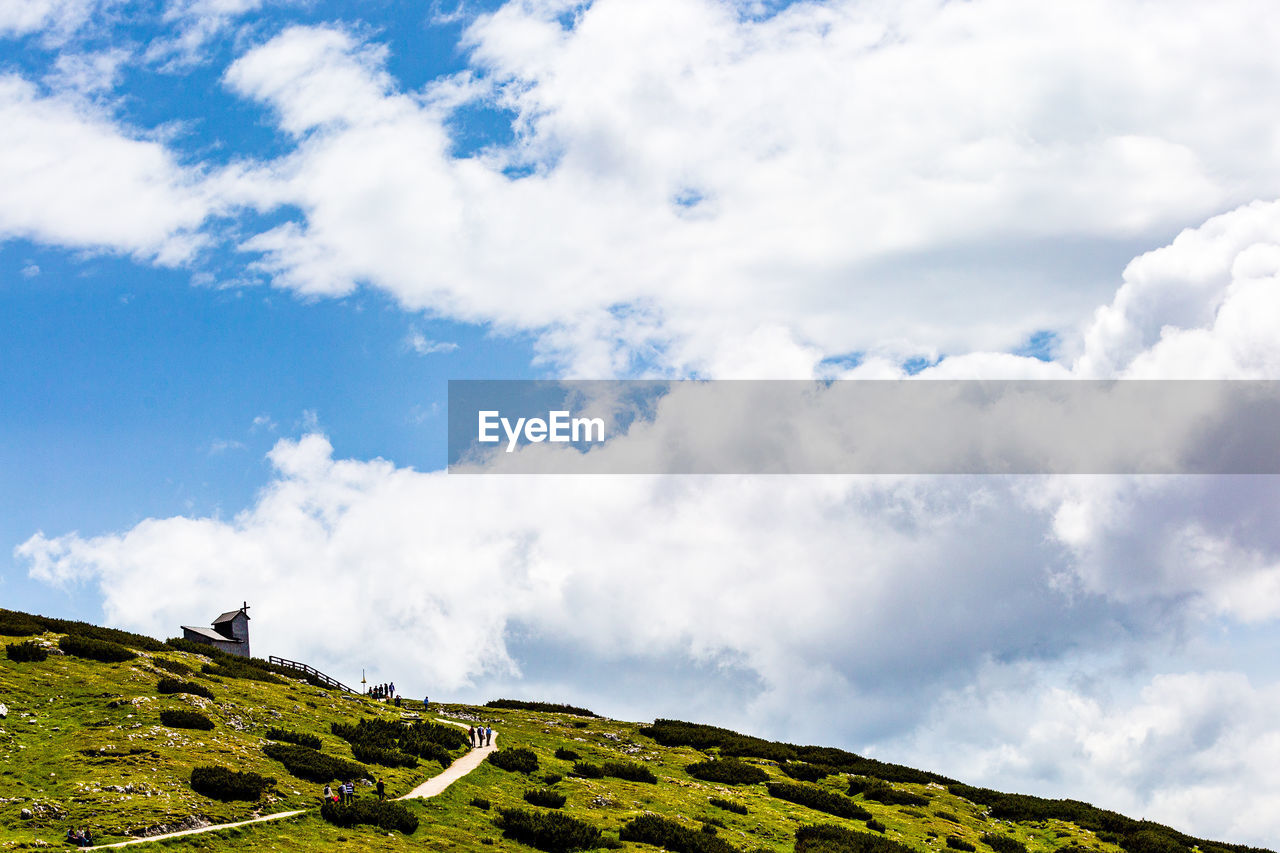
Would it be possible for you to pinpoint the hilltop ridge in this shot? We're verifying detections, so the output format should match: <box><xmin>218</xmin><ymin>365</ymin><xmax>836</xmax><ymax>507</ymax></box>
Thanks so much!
<box><xmin>1</xmin><ymin>607</ymin><xmax>1270</xmax><ymax>853</ymax></box>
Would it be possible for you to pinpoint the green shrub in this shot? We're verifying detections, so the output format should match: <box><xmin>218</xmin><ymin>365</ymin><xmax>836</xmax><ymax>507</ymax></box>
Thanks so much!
<box><xmin>544</xmin><ymin>773</ymin><xmax>564</xmax><ymax>785</ymax></box>
<box><xmin>620</xmin><ymin>814</ymin><xmax>739</xmax><ymax>853</ymax></box>
<box><xmin>159</xmin><ymin>709</ymin><xmax>214</xmax><ymax>730</ymax></box>
<box><xmin>708</xmin><ymin>797</ymin><xmax>748</xmax><ymax>815</ymax></box>
<box><xmin>152</xmin><ymin>657</ymin><xmax>193</xmax><ymax>676</ymax></box>
<box><xmin>767</xmin><ymin>781</ymin><xmax>871</xmax><ymax>821</ymax></box>
<box><xmin>331</xmin><ymin>718</ymin><xmax>463</xmax><ymax>768</ymax></box>
<box><xmin>486</xmin><ymin>699</ymin><xmax>597</xmax><ymax>717</ymax></box>
<box><xmin>190</xmin><ymin>766</ymin><xmax>275</xmax><ymax>800</ymax></box>
<box><xmin>641</xmin><ymin>719</ymin><xmax>949</xmax><ymax>785</ymax></box>
<box><xmin>601</xmin><ymin>760</ymin><xmax>657</xmax><ymax>784</ymax></box>
<box><xmin>781</xmin><ymin>762</ymin><xmax>834</xmax><ymax>782</ymax></box>
<box><xmin>524</xmin><ymin>788</ymin><xmax>568</xmax><ymax>808</ymax></box>
<box><xmin>265</xmin><ymin>728</ymin><xmax>322</xmax><ymax>750</ymax></box>
<box><xmin>201</xmin><ymin>660</ymin><xmax>284</xmax><ymax>684</ymax></box>
<box><xmin>263</xmin><ymin>742</ymin><xmax>366</xmax><ymax>783</ymax></box>
<box><xmin>847</xmin><ymin>776</ymin><xmax>876</xmax><ymax>795</ymax></box>
<box><xmin>687</xmin><ymin>759</ymin><xmax>768</xmax><ymax>785</ymax></box>
<box><xmin>947</xmin><ymin>838</ymin><xmax>976</xmax><ymax>852</ymax></box>
<box><xmin>5</xmin><ymin>641</ymin><xmax>47</xmax><ymax>662</ymax></box>
<box><xmin>795</xmin><ymin>824</ymin><xmax>919</xmax><ymax>853</ymax></box>
<box><xmin>571</xmin><ymin>762</ymin><xmax>604</xmax><ymax>779</ymax></box>
<box><xmin>981</xmin><ymin>835</ymin><xmax>1027</xmax><ymax>853</ymax></box>
<box><xmin>59</xmin><ymin>634</ymin><xmax>135</xmax><ymax>663</ymax></box>
<box><xmin>866</xmin><ymin>820</ymin><xmax>886</xmax><ymax>833</ymax></box>
<box><xmin>157</xmin><ymin>677</ymin><xmax>213</xmax><ymax>699</ymax></box>
<box><xmin>471</xmin><ymin>797</ymin><xmax>491</xmax><ymax>810</ymax></box>
<box><xmin>320</xmin><ymin>798</ymin><xmax>418</xmax><ymax>834</ymax></box>
<box><xmin>489</xmin><ymin>747</ymin><xmax>539</xmax><ymax>774</ymax></box>
<box><xmin>860</xmin><ymin>783</ymin><xmax>929</xmax><ymax>807</ymax></box>
<box><xmin>935</xmin><ymin>811</ymin><xmax>961</xmax><ymax>823</ymax></box>
<box><xmin>0</xmin><ymin>608</ymin><xmax>163</xmax><ymax>650</ymax></box>
<box><xmin>554</xmin><ymin>747</ymin><xmax>580</xmax><ymax>761</ymax></box>
<box><xmin>351</xmin><ymin>742</ymin><xmax>419</xmax><ymax>769</ymax></box>
<box><xmin>496</xmin><ymin>807</ymin><xmax>602</xmax><ymax>853</ymax></box>
<box><xmin>0</xmin><ymin>614</ymin><xmax>44</xmax><ymax>636</ymax></box>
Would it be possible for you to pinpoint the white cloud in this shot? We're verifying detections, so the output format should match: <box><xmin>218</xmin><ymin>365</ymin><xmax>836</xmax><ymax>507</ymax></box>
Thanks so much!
<box><xmin>887</xmin><ymin>666</ymin><xmax>1280</xmax><ymax>846</ymax></box>
<box><xmin>406</xmin><ymin>331</ymin><xmax>459</xmax><ymax>355</ymax></box>
<box><xmin>0</xmin><ymin>74</ymin><xmax>213</xmax><ymax>263</ymax></box>
<box><xmin>219</xmin><ymin>0</ymin><xmax>1280</xmax><ymax>374</ymax></box>
<box><xmin>0</xmin><ymin>0</ymin><xmax>104</xmax><ymax>39</ymax></box>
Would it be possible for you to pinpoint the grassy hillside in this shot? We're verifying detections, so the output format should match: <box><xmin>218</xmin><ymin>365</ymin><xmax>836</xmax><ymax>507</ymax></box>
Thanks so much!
<box><xmin>0</xmin><ymin>608</ymin><xmax>1271</xmax><ymax>853</ymax></box>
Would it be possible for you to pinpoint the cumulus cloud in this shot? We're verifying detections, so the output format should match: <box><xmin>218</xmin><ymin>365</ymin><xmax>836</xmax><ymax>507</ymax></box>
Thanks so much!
<box><xmin>0</xmin><ymin>74</ymin><xmax>212</xmax><ymax>262</ymax></box>
<box><xmin>215</xmin><ymin>0</ymin><xmax>1280</xmax><ymax>374</ymax></box>
<box><xmin>887</xmin><ymin>665</ymin><xmax>1280</xmax><ymax>846</ymax></box>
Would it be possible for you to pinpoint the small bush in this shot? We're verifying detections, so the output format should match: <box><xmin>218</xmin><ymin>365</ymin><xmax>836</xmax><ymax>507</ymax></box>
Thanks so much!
<box><xmin>59</xmin><ymin>634</ymin><xmax>135</xmax><ymax>663</ymax></box>
<box><xmin>982</xmin><ymin>835</ymin><xmax>1028</xmax><ymax>853</ymax></box>
<box><xmin>157</xmin><ymin>677</ymin><xmax>213</xmax><ymax>699</ymax></box>
<box><xmin>525</xmin><ymin>788</ymin><xmax>568</xmax><ymax>808</ymax></box>
<box><xmin>265</xmin><ymin>728</ymin><xmax>322</xmax><ymax>750</ymax></box>
<box><xmin>947</xmin><ymin>838</ymin><xmax>976</xmax><ymax>852</ymax></box>
<box><xmin>781</xmin><ymin>762</ymin><xmax>834</xmax><ymax>782</ymax></box>
<box><xmin>860</xmin><ymin>783</ymin><xmax>929</xmax><ymax>807</ymax></box>
<box><xmin>571</xmin><ymin>762</ymin><xmax>604</xmax><ymax>779</ymax></box>
<box><xmin>601</xmin><ymin>760</ymin><xmax>657</xmax><ymax>784</ymax></box>
<box><xmin>152</xmin><ymin>657</ymin><xmax>192</xmax><ymax>676</ymax></box>
<box><xmin>489</xmin><ymin>747</ymin><xmax>539</xmax><ymax>774</ymax></box>
<box><xmin>190</xmin><ymin>766</ymin><xmax>274</xmax><ymax>801</ymax></box>
<box><xmin>486</xmin><ymin>699</ymin><xmax>597</xmax><ymax>717</ymax></box>
<box><xmin>687</xmin><ymin>758</ymin><xmax>768</xmax><ymax>785</ymax></box>
<box><xmin>471</xmin><ymin>797</ymin><xmax>491</xmax><ymax>810</ymax></box>
<box><xmin>544</xmin><ymin>773</ymin><xmax>564</xmax><ymax>785</ymax></box>
<box><xmin>496</xmin><ymin>807</ymin><xmax>602</xmax><ymax>853</ymax></box>
<box><xmin>352</xmin><ymin>741</ymin><xmax>419</xmax><ymax>769</ymax></box>
<box><xmin>571</xmin><ymin>721</ymin><xmax>589</xmax><ymax>728</ymax></box>
<box><xmin>320</xmin><ymin>799</ymin><xmax>418</xmax><ymax>834</ymax></box>
<box><xmin>263</xmin><ymin>742</ymin><xmax>366</xmax><ymax>783</ymax></box>
<box><xmin>934</xmin><ymin>811</ymin><xmax>961</xmax><ymax>823</ymax></box>
<box><xmin>767</xmin><ymin>781</ymin><xmax>871</xmax><ymax>821</ymax></box>
<box><xmin>866</xmin><ymin>820</ymin><xmax>886</xmax><ymax>833</ymax></box>
<box><xmin>5</xmin><ymin>641</ymin><xmax>47</xmax><ymax>663</ymax></box>
<box><xmin>708</xmin><ymin>797</ymin><xmax>748</xmax><ymax>815</ymax></box>
<box><xmin>554</xmin><ymin>747</ymin><xmax>580</xmax><ymax>761</ymax></box>
<box><xmin>620</xmin><ymin>814</ymin><xmax>738</xmax><ymax>853</ymax></box>
<box><xmin>795</xmin><ymin>824</ymin><xmax>919</xmax><ymax>853</ymax></box>
<box><xmin>201</xmin><ymin>660</ymin><xmax>284</xmax><ymax>684</ymax></box>
<box><xmin>159</xmin><ymin>709</ymin><xmax>214</xmax><ymax>731</ymax></box>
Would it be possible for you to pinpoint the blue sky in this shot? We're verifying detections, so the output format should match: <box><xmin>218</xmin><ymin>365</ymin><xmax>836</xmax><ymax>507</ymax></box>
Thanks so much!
<box><xmin>4</xmin><ymin>0</ymin><xmax>1280</xmax><ymax>844</ymax></box>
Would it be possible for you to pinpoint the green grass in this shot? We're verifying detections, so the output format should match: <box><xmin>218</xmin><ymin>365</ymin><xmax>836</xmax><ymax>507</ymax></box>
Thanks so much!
<box><xmin>0</xmin><ymin>617</ymin><xmax>1266</xmax><ymax>853</ymax></box>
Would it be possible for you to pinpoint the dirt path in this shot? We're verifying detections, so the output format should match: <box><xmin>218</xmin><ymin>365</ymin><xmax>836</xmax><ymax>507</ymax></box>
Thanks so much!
<box><xmin>86</xmin><ymin>717</ymin><xmax>495</xmax><ymax>849</ymax></box>
<box><xmin>87</xmin><ymin>809</ymin><xmax>306</xmax><ymax>849</ymax></box>
<box><xmin>399</xmin><ymin>718</ymin><xmax>497</xmax><ymax>799</ymax></box>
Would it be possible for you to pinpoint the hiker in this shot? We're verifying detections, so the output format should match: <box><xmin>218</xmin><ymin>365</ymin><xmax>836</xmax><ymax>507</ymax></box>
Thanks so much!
<box><xmin>376</xmin><ymin>778</ymin><xmax>386</xmax><ymax>800</ymax></box>
<box><xmin>486</xmin><ymin>725</ymin><xmax>493</xmax><ymax>746</ymax></box>
<box><xmin>323</xmin><ymin>783</ymin><xmax>333</xmax><ymax>804</ymax></box>
<box><xmin>468</xmin><ymin>725</ymin><xmax>476</xmax><ymax>746</ymax></box>
<box><xmin>346</xmin><ymin>780</ymin><xmax>356</xmax><ymax>802</ymax></box>
<box><xmin>394</xmin><ymin>695</ymin><xmax>401</xmax><ymax>707</ymax></box>
<box><xmin>423</xmin><ymin>694</ymin><xmax>429</xmax><ymax>709</ymax></box>
<box><xmin>389</xmin><ymin>681</ymin><xmax>396</xmax><ymax>698</ymax></box>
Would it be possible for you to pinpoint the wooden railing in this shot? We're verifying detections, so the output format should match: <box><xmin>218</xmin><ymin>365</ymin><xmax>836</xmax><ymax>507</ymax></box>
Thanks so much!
<box><xmin>268</xmin><ymin>655</ymin><xmax>357</xmax><ymax>694</ymax></box>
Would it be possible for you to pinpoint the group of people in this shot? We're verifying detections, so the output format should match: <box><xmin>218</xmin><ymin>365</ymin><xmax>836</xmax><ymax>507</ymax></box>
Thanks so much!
<box><xmin>64</xmin><ymin>829</ymin><xmax>94</xmax><ymax>847</ymax></box>
<box><xmin>369</xmin><ymin>682</ymin><xmax>396</xmax><ymax>701</ymax></box>
<box><xmin>323</xmin><ymin>780</ymin><xmax>358</xmax><ymax>805</ymax></box>
<box><xmin>469</xmin><ymin>724</ymin><xmax>493</xmax><ymax>747</ymax></box>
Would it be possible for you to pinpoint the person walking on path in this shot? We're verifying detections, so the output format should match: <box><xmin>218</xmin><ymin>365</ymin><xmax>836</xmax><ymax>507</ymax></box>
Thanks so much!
<box><xmin>376</xmin><ymin>778</ymin><xmax>386</xmax><ymax>800</ymax></box>
<box><xmin>467</xmin><ymin>725</ymin><xmax>475</xmax><ymax>747</ymax></box>
<box><xmin>486</xmin><ymin>726</ymin><xmax>493</xmax><ymax>746</ymax></box>
<box><xmin>323</xmin><ymin>784</ymin><xmax>333</xmax><ymax>804</ymax></box>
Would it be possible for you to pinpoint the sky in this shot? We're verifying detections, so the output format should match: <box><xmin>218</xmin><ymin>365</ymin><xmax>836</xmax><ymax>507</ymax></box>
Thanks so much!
<box><xmin>3</xmin><ymin>0</ymin><xmax>1280</xmax><ymax>845</ymax></box>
